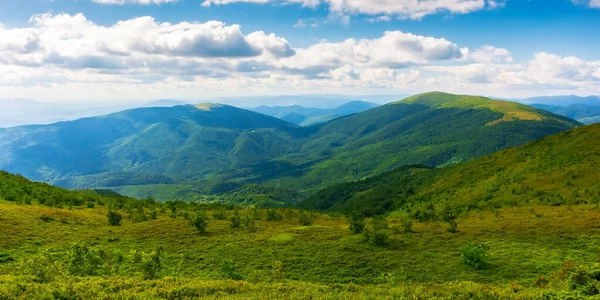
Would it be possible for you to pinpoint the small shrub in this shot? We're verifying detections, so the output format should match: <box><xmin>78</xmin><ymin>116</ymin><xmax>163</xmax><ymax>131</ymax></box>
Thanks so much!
<box><xmin>534</xmin><ymin>275</ymin><xmax>549</xmax><ymax>288</ymax></box>
<box><xmin>348</xmin><ymin>211</ymin><xmax>366</xmax><ymax>234</ymax></box>
<box><xmin>461</xmin><ymin>242</ymin><xmax>489</xmax><ymax>270</ymax></box>
<box><xmin>298</xmin><ymin>212</ymin><xmax>314</xmax><ymax>226</ymax></box>
<box><xmin>191</xmin><ymin>212</ymin><xmax>209</xmax><ymax>234</ymax></box>
<box><xmin>243</xmin><ymin>215</ymin><xmax>257</xmax><ymax>232</ymax></box>
<box><xmin>230</xmin><ymin>211</ymin><xmax>241</xmax><ymax>229</ymax></box>
<box><xmin>141</xmin><ymin>247</ymin><xmax>164</xmax><ymax>280</ymax></box>
<box><xmin>363</xmin><ymin>216</ymin><xmax>389</xmax><ymax>246</ymax></box>
<box><xmin>447</xmin><ymin>219</ymin><xmax>458</xmax><ymax>233</ymax></box>
<box><xmin>220</xmin><ymin>260</ymin><xmax>243</xmax><ymax>280</ymax></box>
<box><xmin>212</xmin><ymin>209</ymin><xmax>228</xmax><ymax>220</ymax></box>
<box><xmin>86</xmin><ymin>202</ymin><xmax>95</xmax><ymax>209</ymax></box>
<box><xmin>67</xmin><ymin>242</ymin><xmax>103</xmax><ymax>276</ymax></box>
<box><xmin>266</xmin><ymin>209</ymin><xmax>283</xmax><ymax>221</ymax></box>
<box><xmin>273</xmin><ymin>260</ymin><xmax>284</xmax><ymax>282</ymax></box>
<box><xmin>568</xmin><ymin>264</ymin><xmax>600</xmax><ymax>296</ymax></box>
<box><xmin>107</xmin><ymin>211</ymin><xmax>122</xmax><ymax>226</ymax></box>
<box><xmin>150</xmin><ymin>209</ymin><xmax>158</xmax><ymax>220</ymax></box>
<box><xmin>401</xmin><ymin>217</ymin><xmax>413</xmax><ymax>233</ymax></box>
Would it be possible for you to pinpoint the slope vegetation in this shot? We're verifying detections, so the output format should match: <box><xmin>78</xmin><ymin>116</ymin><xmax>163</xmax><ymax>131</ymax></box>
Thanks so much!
<box><xmin>302</xmin><ymin>123</ymin><xmax>600</xmax><ymax>215</ymax></box>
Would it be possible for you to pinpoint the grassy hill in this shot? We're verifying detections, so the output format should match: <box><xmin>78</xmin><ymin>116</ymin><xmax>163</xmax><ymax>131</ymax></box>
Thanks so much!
<box><xmin>0</xmin><ymin>92</ymin><xmax>580</xmax><ymax>202</ymax></box>
<box><xmin>302</xmin><ymin>122</ymin><xmax>600</xmax><ymax>216</ymax></box>
<box><xmin>1</xmin><ymin>170</ymin><xmax>600</xmax><ymax>298</ymax></box>
<box><xmin>224</xmin><ymin>92</ymin><xmax>580</xmax><ymax>194</ymax></box>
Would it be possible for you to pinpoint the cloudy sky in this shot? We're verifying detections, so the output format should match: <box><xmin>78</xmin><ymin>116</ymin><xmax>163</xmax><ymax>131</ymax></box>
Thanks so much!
<box><xmin>0</xmin><ymin>0</ymin><xmax>599</xmax><ymax>103</ymax></box>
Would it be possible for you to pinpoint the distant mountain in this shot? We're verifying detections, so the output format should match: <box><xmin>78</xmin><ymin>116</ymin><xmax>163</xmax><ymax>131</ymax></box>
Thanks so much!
<box><xmin>249</xmin><ymin>101</ymin><xmax>379</xmax><ymax>126</ymax></box>
<box><xmin>144</xmin><ymin>99</ymin><xmax>190</xmax><ymax>107</ymax></box>
<box><xmin>0</xmin><ymin>104</ymin><xmax>305</xmax><ymax>188</ymax></box>
<box><xmin>301</xmin><ymin>122</ymin><xmax>600</xmax><ymax>215</ymax></box>
<box><xmin>0</xmin><ymin>92</ymin><xmax>580</xmax><ymax>202</ymax></box>
<box><xmin>531</xmin><ymin>103</ymin><xmax>600</xmax><ymax>124</ymax></box>
<box><xmin>516</xmin><ymin>95</ymin><xmax>600</xmax><ymax>106</ymax></box>
<box><xmin>217</xmin><ymin>94</ymin><xmax>408</xmax><ymax>108</ymax></box>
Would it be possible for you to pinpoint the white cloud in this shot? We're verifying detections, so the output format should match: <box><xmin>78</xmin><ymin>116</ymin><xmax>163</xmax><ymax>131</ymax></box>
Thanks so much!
<box><xmin>470</xmin><ymin>45</ymin><xmax>513</xmax><ymax>63</ymax></box>
<box><xmin>572</xmin><ymin>0</ymin><xmax>600</xmax><ymax>8</ymax></box>
<box><xmin>201</xmin><ymin>0</ymin><xmax>270</xmax><ymax>7</ymax></box>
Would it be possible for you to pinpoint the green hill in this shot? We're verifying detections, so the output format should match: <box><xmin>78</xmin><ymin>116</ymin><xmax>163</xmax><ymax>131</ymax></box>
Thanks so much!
<box><xmin>0</xmin><ymin>92</ymin><xmax>580</xmax><ymax>202</ymax></box>
<box><xmin>224</xmin><ymin>92</ymin><xmax>580</xmax><ymax>194</ymax></box>
<box><xmin>302</xmin><ymin>123</ymin><xmax>600</xmax><ymax>215</ymax></box>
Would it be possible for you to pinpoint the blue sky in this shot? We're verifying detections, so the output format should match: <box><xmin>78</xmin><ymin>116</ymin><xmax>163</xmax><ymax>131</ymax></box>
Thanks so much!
<box><xmin>0</xmin><ymin>0</ymin><xmax>598</xmax><ymax>103</ymax></box>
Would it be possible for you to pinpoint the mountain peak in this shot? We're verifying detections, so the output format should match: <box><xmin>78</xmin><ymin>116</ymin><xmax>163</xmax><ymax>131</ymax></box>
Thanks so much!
<box><xmin>194</xmin><ymin>103</ymin><xmax>226</xmax><ymax>111</ymax></box>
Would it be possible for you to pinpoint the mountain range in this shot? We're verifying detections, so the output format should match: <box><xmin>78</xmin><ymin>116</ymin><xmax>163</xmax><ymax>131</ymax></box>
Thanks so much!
<box><xmin>248</xmin><ymin>101</ymin><xmax>379</xmax><ymax>126</ymax></box>
<box><xmin>0</xmin><ymin>92</ymin><xmax>580</xmax><ymax>203</ymax></box>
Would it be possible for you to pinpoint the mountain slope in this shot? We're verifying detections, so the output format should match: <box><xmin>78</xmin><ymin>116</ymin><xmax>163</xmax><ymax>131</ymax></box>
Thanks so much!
<box><xmin>230</xmin><ymin>92</ymin><xmax>580</xmax><ymax>193</ymax></box>
<box><xmin>249</xmin><ymin>101</ymin><xmax>379</xmax><ymax>126</ymax></box>
<box><xmin>0</xmin><ymin>104</ymin><xmax>305</xmax><ymax>188</ymax></box>
<box><xmin>302</xmin><ymin>123</ymin><xmax>600</xmax><ymax>215</ymax></box>
<box><xmin>532</xmin><ymin>103</ymin><xmax>600</xmax><ymax>124</ymax></box>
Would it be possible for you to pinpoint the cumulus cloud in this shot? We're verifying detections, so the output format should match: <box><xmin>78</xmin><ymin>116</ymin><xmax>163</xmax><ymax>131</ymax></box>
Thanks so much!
<box><xmin>572</xmin><ymin>0</ymin><xmax>600</xmax><ymax>8</ymax></box>
<box><xmin>469</xmin><ymin>45</ymin><xmax>513</xmax><ymax>63</ymax></box>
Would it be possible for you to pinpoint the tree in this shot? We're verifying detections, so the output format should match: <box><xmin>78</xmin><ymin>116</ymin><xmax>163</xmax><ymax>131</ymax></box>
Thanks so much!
<box><xmin>348</xmin><ymin>211</ymin><xmax>366</xmax><ymax>234</ymax></box>
<box><xmin>107</xmin><ymin>211</ymin><xmax>122</xmax><ymax>226</ymax></box>
<box><xmin>191</xmin><ymin>212</ymin><xmax>209</xmax><ymax>234</ymax></box>
<box><xmin>230</xmin><ymin>210</ymin><xmax>241</xmax><ymax>229</ymax></box>
<box><xmin>461</xmin><ymin>242</ymin><xmax>489</xmax><ymax>270</ymax></box>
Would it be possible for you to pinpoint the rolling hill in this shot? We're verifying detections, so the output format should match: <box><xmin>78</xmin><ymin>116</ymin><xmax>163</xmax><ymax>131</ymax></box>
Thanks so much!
<box><xmin>0</xmin><ymin>92</ymin><xmax>581</xmax><ymax>201</ymax></box>
<box><xmin>249</xmin><ymin>101</ymin><xmax>379</xmax><ymax>126</ymax></box>
<box><xmin>301</xmin><ymin>122</ymin><xmax>600</xmax><ymax>215</ymax></box>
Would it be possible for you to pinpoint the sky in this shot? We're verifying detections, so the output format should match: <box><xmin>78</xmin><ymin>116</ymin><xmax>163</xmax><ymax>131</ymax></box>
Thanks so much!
<box><xmin>0</xmin><ymin>0</ymin><xmax>599</xmax><ymax>104</ymax></box>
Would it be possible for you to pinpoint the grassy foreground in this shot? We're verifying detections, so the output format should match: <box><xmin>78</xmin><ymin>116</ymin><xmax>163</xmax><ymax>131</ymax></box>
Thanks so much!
<box><xmin>1</xmin><ymin>200</ymin><xmax>599</xmax><ymax>299</ymax></box>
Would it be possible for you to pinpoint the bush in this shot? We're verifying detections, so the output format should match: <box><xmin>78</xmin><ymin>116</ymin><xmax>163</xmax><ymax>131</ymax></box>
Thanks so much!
<box><xmin>461</xmin><ymin>242</ymin><xmax>489</xmax><ymax>270</ymax></box>
<box><xmin>266</xmin><ymin>209</ymin><xmax>283</xmax><ymax>221</ymax></box>
<box><xmin>348</xmin><ymin>211</ymin><xmax>366</xmax><ymax>234</ymax></box>
<box><xmin>220</xmin><ymin>260</ymin><xmax>243</xmax><ymax>280</ymax></box>
<box><xmin>212</xmin><ymin>209</ymin><xmax>228</xmax><ymax>220</ymax></box>
<box><xmin>401</xmin><ymin>217</ymin><xmax>413</xmax><ymax>233</ymax></box>
<box><xmin>568</xmin><ymin>264</ymin><xmax>600</xmax><ymax>296</ymax></box>
<box><xmin>150</xmin><ymin>209</ymin><xmax>158</xmax><ymax>220</ymax></box>
<box><xmin>230</xmin><ymin>211</ymin><xmax>241</xmax><ymax>229</ymax></box>
<box><xmin>141</xmin><ymin>247</ymin><xmax>164</xmax><ymax>280</ymax></box>
<box><xmin>67</xmin><ymin>242</ymin><xmax>103</xmax><ymax>276</ymax></box>
<box><xmin>363</xmin><ymin>216</ymin><xmax>389</xmax><ymax>246</ymax></box>
<box><xmin>447</xmin><ymin>219</ymin><xmax>458</xmax><ymax>233</ymax></box>
<box><xmin>191</xmin><ymin>212</ymin><xmax>209</xmax><ymax>234</ymax></box>
<box><xmin>107</xmin><ymin>211</ymin><xmax>122</xmax><ymax>226</ymax></box>
<box><xmin>243</xmin><ymin>215</ymin><xmax>257</xmax><ymax>232</ymax></box>
<box><xmin>298</xmin><ymin>212</ymin><xmax>314</xmax><ymax>226</ymax></box>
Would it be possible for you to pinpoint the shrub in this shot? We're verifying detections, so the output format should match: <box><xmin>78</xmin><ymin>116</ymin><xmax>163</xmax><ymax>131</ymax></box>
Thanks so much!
<box><xmin>298</xmin><ymin>212</ymin><xmax>314</xmax><ymax>226</ymax></box>
<box><xmin>447</xmin><ymin>219</ymin><xmax>458</xmax><ymax>233</ymax></box>
<box><xmin>230</xmin><ymin>211</ymin><xmax>241</xmax><ymax>229</ymax></box>
<box><xmin>86</xmin><ymin>202</ymin><xmax>95</xmax><ymax>209</ymax></box>
<box><xmin>67</xmin><ymin>242</ymin><xmax>103</xmax><ymax>276</ymax></box>
<box><xmin>150</xmin><ymin>209</ymin><xmax>158</xmax><ymax>220</ymax></box>
<box><xmin>107</xmin><ymin>211</ymin><xmax>122</xmax><ymax>226</ymax></box>
<box><xmin>401</xmin><ymin>217</ymin><xmax>413</xmax><ymax>233</ymax></box>
<box><xmin>212</xmin><ymin>209</ymin><xmax>228</xmax><ymax>220</ymax></box>
<box><xmin>363</xmin><ymin>216</ymin><xmax>389</xmax><ymax>246</ymax></box>
<box><xmin>141</xmin><ymin>247</ymin><xmax>164</xmax><ymax>280</ymax></box>
<box><xmin>461</xmin><ymin>242</ymin><xmax>489</xmax><ymax>270</ymax></box>
<box><xmin>243</xmin><ymin>215</ymin><xmax>257</xmax><ymax>232</ymax></box>
<box><xmin>568</xmin><ymin>264</ymin><xmax>600</xmax><ymax>296</ymax></box>
<box><xmin>19</xmin><ymin>251</ymin><xmax>57</xmax><ymax>283</ymax></box>
<box><xmin>220</xmin><ymin>260</ymin><xmax>243</xmax><ymax>280</ymax></box>
<box><xmin>266</xmin><ymin>209</ymin><xmax>283</xmax><ymax>221</ymax></box>
<box><xmin>348</xmin><ymin>211</ymin><xmax>366</xmax><ymax>234</ymax></box>
<box><xmin>191</xmin><ymin>212</ymin><xmax>209</xmax><ymax>234</ymax></box>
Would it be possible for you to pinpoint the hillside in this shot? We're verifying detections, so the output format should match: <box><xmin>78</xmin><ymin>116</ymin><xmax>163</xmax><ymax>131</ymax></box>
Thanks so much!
<box><xmin>1</xmin><ymin>169</ymin><xmax>599</xmax><ymax>298</ymax></box>
<box><xmin>302</xmin><ymin>123</ymin><xmax>600</xmax><ymax>215</ymax></box>
<box><xmin>0</xmin><ymin>92</ymin><xmax>580</xmax><ymax>201</ymax></box>
<box><xmin>249</xmin><ymin>100</ymin><xmax>379</xmax><ymax>126</ymax></box>
<box><xmin>225</xmin><ymin>92</ymin><xmax>580</xmax><ymax>193</ymax></box>
<box><xmin>0</xmin><ymin>104</ymin><xmax>306</xmax><ymax>188</ymax></box>
<box><xmin>533</xmin><ymin>103</ymin><xmax>600</xmax><ymax>124</ymax></box>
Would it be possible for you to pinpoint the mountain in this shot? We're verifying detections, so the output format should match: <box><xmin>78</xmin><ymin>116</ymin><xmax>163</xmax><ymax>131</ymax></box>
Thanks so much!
<box><xmin>0</xmin><ymin>104</ymin><xmax>306</xmax><ymax>188</ymax></box>
<box><xmin>222</xmin><ymin>92</ymin><xmax>580</xmax><ymax>194</ymax></box>
<box><xmin>516</xmin><ymin>95</ymin><xmax>600</xmax><ymax>106</ymax></box>
<box><xmin>532</xmin><ymin>103</ymin><xmax>600</xmax><ymax>124</ymax></box>
<box><xmin>249</xmin><ymin>101</ymin><xmax>379</xmax><ymax>126</ymax></box>
<box><xmin>0</xmin><ymin>92</ymin><xmax>580</xmax><ymax>201</ymax></box>
<box><xmin>302</xmin><ymin>122</ymin><xmax>600</xmax><ymax>215</ymax></box>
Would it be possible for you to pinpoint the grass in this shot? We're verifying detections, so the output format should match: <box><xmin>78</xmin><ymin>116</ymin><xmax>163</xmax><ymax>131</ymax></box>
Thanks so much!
<box><xmin>1</xmin><ymin>200</ymin><xmax>599</xmax><ymax>298</ymax></box>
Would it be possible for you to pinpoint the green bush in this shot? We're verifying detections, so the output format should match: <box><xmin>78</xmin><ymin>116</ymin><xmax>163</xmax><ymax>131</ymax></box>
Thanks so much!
<box><xmin>266</xmin><ymin>209</ymin><xmax>283</xmax><ymax>221</ymax></box>
<box><xmin>348</xmin><ymin>211</ymin><xmax>366</xmax><ymax>234</ymax></box>
<box><xmin>298</xmin><ymin>212</ymin><xmax>314</xmax><ymax>226</ymax></box>
<box><xmin>141</xmin><ymin>247</ymin><xmax>164</xmax><ymax>280</ymax></box>
<box><xmin>447</xmin><ymin>219</ymin><xmax>458</xmax><ymax>233</ymax></box>
<box><xmin>67</xmin><ymin>242</ymin><xmax>103</xmax><ymax>276</ymax></box>
<box><xmin>220</xmin><ymin>260</ymin><xmax>243</xmax><ymax>280</ymax></box>
<box><xmin>230</xmin><ymin>211</ymin><xmax>241</xmax><ymax>229</ymax></box>
<box><xmin>568</xmin><ymin>264</ymin><xmax>600</xmax><ymax>296</ymax></box>
<box><xmin>191</xmin><ymin>212</ymin><xmax>210</xmax><ymax>234</ymax></box>
<box><xmin>461</xmin><ymin>242</ymin><xmax>489</xmax><ymax>270</ymax></box>
<box><xmin>401</xmin><ymin>217</ymin><xmax>413</xmax><ymax>233</ymax></box>
<box><xmin>363</xmin><ymin>216</ymin><xmax>389</xmax><ymax>246</ymax></box>
<box><xmin>243</xmin><ymin>215</ymin><xmax>257</xmax><ymax>232</ymax></box>
<box><xmin>150</xmin><ymin>209</ymin><xmax>158</xmax><ymax>220</ymax></box>
<box><xmin>107</xmin><ymin>211</ymin><xmax>122</xmax><ymax>226</ymax></box>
